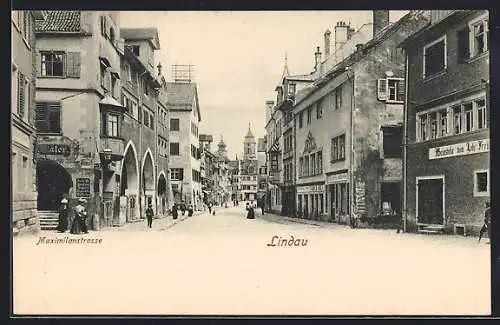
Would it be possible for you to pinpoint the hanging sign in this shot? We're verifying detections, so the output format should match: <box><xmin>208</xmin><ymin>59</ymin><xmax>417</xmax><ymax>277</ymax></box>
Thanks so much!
<box><xmin>429</xmin><ymin>138</ymin><xmax>489</xmax><ymax>160</ymax></box>
<box><xmin>37</xmin><ymin>144</ymin><xmax>71</xmax><ymax>156</ymax></box>
<box><xmin>75</xmin><ymin>178</ymin><xmax>91</xmax><ymax>198</ymax></box>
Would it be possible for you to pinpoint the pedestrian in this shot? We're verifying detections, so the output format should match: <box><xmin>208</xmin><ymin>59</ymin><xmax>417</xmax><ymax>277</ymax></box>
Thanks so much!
<box><xmin>478</xmin><ymin>201</ymin><xmax>491</xmax><ymax>243</ymax></box>
<box><xmin>172</xmin><ymin>204</ymin><xmax>178</xmax><ymax>220</ymax></box>
<box><xmin>146</xmin><ymin>203</ymin><xmax>154</xmax><ymax>228</ymax></box>
<box><xmin>260</xmin><ymin>199</ymin><xmax>265</xmax><ymax>216</ymax></box>
<box><xmin>208</xmin><ymin>202</ymin><xmax>212</xmax><ymax>214</ymax></box>
<box><xmin>188</xmin><ymin>201</ymin><xmax>194</xmax><ymax>217</ymax></box>
<box><xmin>70</xmin><ymin>198</ymin><xmax>88</xmax><ymax>234</ymax></box>
<box><xmin>57</xmin><ymin>198</ymin><xmax>69</xmax><ymax>232</ymax></box>
<box><xmin>246</xmin><ymin>202</ymin><xmax>255</xmax><ymax>219</ymax></box>
<box><xmin>180</xmin><ymin>201</ymin><xmax>186</xmax><ymax>216</ymax></box>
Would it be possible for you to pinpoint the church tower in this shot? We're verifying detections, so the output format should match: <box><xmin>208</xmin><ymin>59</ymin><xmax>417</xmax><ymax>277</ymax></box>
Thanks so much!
<box><xmin>217</xmin><ymin>135</ymin><xmax>228</xmax><ymax>161</ymax></box>
<box><xmin>243</xmin><ymin>123</ymin><xmax>256</xmax><ymax>161</ymax></box>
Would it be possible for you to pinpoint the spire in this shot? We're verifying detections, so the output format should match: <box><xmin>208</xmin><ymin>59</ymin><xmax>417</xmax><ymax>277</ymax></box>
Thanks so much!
<box><xmin>280</xmin><ymin>51</ymin><xmax>290</xmax><ymax>81</ymax></box>
<box><xmin>245</xmin><ymin>122</ymin><xmax>254</xmax><ymax>138</ymax></box>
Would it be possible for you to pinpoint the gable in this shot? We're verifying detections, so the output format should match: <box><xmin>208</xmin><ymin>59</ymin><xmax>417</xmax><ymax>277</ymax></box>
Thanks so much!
<box><xmin>303</xmin><ymin>131</ymin><xmax>317</xmax><ymax>154</ymax></box>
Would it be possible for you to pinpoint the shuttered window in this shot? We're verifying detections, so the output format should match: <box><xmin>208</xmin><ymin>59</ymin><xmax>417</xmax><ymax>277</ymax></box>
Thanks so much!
<box><xmin>17</xmin><ymin>73</ymin><xmax>25</xmax><ymax>117</ymax></box>
<box><xmin>378</xmin><ymin>78</ymin><xmax>404</xmax><ymax>102</ymax></box>
<box><xmin>65</xmin><ymin>52</ymin><xmax>81</xmax><ymax>78</ymax></box>
<box><xmin>457</xmin><ymin>27</ymin><xmax>470</xmax><ymax>63</ymax></box>
<box><xmin>36</xmin><ymin>102</ymin><xmax>61</xmax><ymax>134</ymax></box>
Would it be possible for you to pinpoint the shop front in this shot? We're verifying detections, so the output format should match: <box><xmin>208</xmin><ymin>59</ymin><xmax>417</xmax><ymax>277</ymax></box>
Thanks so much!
<box><xmin>296</xmin><ymin>183</ymin><xmax>325</xmax><ymax>220</ymax></box>
<box><xmin>326</xmin><ymin>170</ymin><xmax>350</xmax><ymax>224</ymax></box>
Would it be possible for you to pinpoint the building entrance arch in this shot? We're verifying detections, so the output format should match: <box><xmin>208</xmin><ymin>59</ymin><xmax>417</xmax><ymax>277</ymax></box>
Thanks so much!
<box><xmin>157</xmin><ymin>172</ymin><xmax>167</xmax><ymax>215</ymax></box>
<box><xmin>36</xmin><ymin>159</ymin><xmax>73</xmax><ymax>211</ymax></box>
<box><xmin>120</xmin><ymin>143</ymin><xmax>139</xmax><ymax>223</ymax></box>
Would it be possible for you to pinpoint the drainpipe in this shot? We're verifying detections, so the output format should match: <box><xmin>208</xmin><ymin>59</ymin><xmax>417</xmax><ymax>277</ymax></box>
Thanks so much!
<box><xmin>138</xmin><ymin>69</ymin><xmax>147</xmax><ymax>219</ymax></box>
<box><xmin>402</xmin><ymin>51</ymin><xmax>409</xmax><ymax>233</ymax></box>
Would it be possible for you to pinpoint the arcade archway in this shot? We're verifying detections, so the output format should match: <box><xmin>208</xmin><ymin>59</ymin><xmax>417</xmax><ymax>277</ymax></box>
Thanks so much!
<box><xmin>141</xmin><ymin>150</ymin><xmax>155</xmax><ymax>216</ymax></box>
<box><xmin>157</xmin><ymin>172</ymin><xmax>167</xmax><ymax>215</ymax></box>
<box><xmin>36</xmin><ymin>159</ymin><xmax>73</xmax><ymax>211</ymax></box>
<box><xmin>120</xmin><ymin>143</ymin><xmax>139</xmax><ymax>221</ymax></box>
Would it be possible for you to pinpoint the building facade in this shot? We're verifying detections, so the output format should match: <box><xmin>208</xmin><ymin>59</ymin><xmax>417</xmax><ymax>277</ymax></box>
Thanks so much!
<box><xmin>228</xmin><ymin>156</ymin><xmax>241</xmax><ymax>203</ymax></box>
<box><xmin>292</xmin><ymin>11</ymin><xmax>429</xmax><ymax>223</ymax></box>
<box><xmin>256</xmin><ymin>138</ymin><xmax>268</xmax><ymax>209</ymax></box>
<box><xmin>400</xmin><ymin>10</ymin><xmax>490</xmax><ymax>235</ymax></box>
<box><xmin>35</xmin><ymin>11</ymin><xmax>128</xmax><ymax>230</ymax></box>
<box><xmin>167</xmin><ymin>82</ymin><xmax>203</xmax><ymax>210</ymax></box>
<box><xmin>240</xmin><ymin>125</ymin><xmax>258</xmax><ymax>202</ymax></box>
<box><xmin>199</xmin><ymin>134</ymin><xmax>216</xmax><ymax>205</ymax></box>
<box><xmin>214</xmin><ymin>137</ymin><xmax>231</xmax><ymax>205</ymax></box>
<box><xmin>12</xmin><ymin>10</ymin><xmax>46</xmax><ymax>235</ymax></box>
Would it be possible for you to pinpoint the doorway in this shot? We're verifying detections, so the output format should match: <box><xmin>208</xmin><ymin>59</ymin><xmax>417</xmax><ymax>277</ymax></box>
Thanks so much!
<box><xmin>417</xmin><ymin>177</ymin><xmax>444</xmax><ymax>225</ymax></box>
<box><xmin>36</xmin><ymin>159</ymin><xmax>73</xmax><ymax>211</ymax></box>
<box><xmin>381</xmin><ymin>182</ymin><xmax>401</xmax><ymax>214</ymax></box>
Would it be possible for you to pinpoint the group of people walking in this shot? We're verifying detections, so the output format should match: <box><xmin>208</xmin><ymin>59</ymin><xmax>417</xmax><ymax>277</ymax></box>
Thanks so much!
<box><xmin>56</xmin><ymin>198</ymin><xmax>89</xmax><ymax>234</ymax></box>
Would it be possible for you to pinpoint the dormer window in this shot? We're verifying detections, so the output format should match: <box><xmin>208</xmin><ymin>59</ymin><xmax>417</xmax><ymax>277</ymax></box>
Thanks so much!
<box><xmin>288</xmin><ymin>83</ymin><xmax>296</xmax><ymax>98</ymax></box>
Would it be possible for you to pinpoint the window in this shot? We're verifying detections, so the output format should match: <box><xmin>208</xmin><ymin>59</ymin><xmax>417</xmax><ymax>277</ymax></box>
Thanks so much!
<box><xmin>335</xmin><ymin>87</ymin><xmax>342</xmax><ymax>109</ymax></box>
<box><xmin>419</xmin><ymin>114</ymin><xmax>428</xmax><ymax>141</ymax></box>
<box><xmin>476</xmin><ymin>99</ymin><xmax>487</xmax><ymax>129</ymax></box>
<box><xmin>317</xmin><ymin>99</ymin><xmax>323</xmax><ymax>119</ymax></box>
<box><xmin>271</xmin><ymin>154</ymin><xmax>278</xmax><ymax>172</ymax></box>
<box><xmin>470</xmin><ymin>17</ymin><xmax>489</xmax><ymax>57</ymax></box>
<box><xmin>149</xmin><ymin>115</ymin><xmax>154</xmax><ymax>130</ymax></box>
<box><xmin>125</xmin><ymin>63</ymin><xmax>132</xmax><ymax>82</ymax></box>
<box><xmin>16</xmin><ymin>73</ymin><xmax>29</xmax><ymax>120</ymax></box>
<box><xmin>105</xmin><ymin>114</ymin><xmax>119</xmax><ymax>137</ymax></box>
<box><xmin>170</xmin><ymin>118</ymin><xmax>180</xmax><ymax>131</ymax></box>
<box><xmin>304</xmin><ymin>156</ymin><xmax>309</xmax><ymax>176</ymax></box>
<box><xmin>382</xmin><ymin>126</ymin><xmax>402</xmax><ymax>158</ymax></box>
<box><xmin>464</xmin><ymin>102</ymin><xmax>473</xmax><ymax>132</ymax></box>
<box><xmin>474</xmin><ymin>170</ymin><xmax>489</xmax><ymax>196</ymax></box>
<box><xmin>36</xmin><ymin>102</ymin><xmax>61</xmax><ymax>134</ymax></box>
<box><xmin>299</xmin><ymin>111</ymin><xmax>303</xmax><ymax>128</ymax></box>
<box><xmin>143</xmin><ymin>110</ymin><xmax>149</xmax><ymax>127</ymax></box>
<box><xmin>453</xmin><ymin>105</ymin><xmax>463</xmax><ymax>135</ymax></box>
<box><xmin>378</xmin><ymin>78</ymin><xmax>404</xmax><ymax>102</ymax></box>
<box><xmin>144</xmin><ymin>79</ymin><xmax>149</xmax><ymax>96</ymax></box>
<box><xmin>12</xmin><ymin>64</ymin><xmax>18</xmax><ymax>115</ymax></box>
<box><xmin>41</xmin><ymin>52</ymin><xmax>64</xmax><ymax>77</ymax></box>
<box><xmin>307</xmin><ymin>106</ymin><xmax>312</xmax><ymax>124</ymax></box>
<box><xmin>171</xmin><ymin>168</ymin><xmax>184</xmax><ymax>180</ymax></box>
<box><xmin>288</xmin><ymin>83</ymin><xmax>296</xmax><ymax>97</ymax></box>
<box><xmin>439</xmin><ymin>109</ymin><xmax>448</xmax><ymax>137</ymax></box>
<box><xmin>429</xmin><ymin>112</ymin><xmax>438</xmax><ymax>139</ymax></box>
<box><xmin>111</xmin><ymin>74</ymin><xmax>118</xmax><ymax>98</ymax></box>
<box><xmin>331</xmin><ymin>134</ymin><xmax>346</xmax><ymax>162</ymax></box>
<box><xmin>311</xmin><ymin>154</ymin><xmax>316</xmax><ymax>175</ymax></box>
<box><xmin>109</xmin><ymin>27</ymin><xmax>115</xmax><ymax>44</ymax></box>
<box><xmin>299</xmin><ymin>157</ymin><xmax>304</xmax><ymax>177</ymax></box>
<box><xmin>317</xmin><ymin>151</ymin><xmax>323</xmax><ymax>173</ymax></box>
<box><xmin>170</xmin><ymin>142</ymin><xmax>180</xmax><ymax>155</ymax></box>
<box><xmin>417</xmin><ymin>95</ymin><xmax>487</xmax><ymax>142</ymax></box>
<box><xmin>22</xmin><ymin>156</ymin><xmax>29</xmax><ymax>191</ymax></box>
<box><xmin>423</xmin><ymin>37</ymin><xmax>446</xmax><ymax>78</ymax></box>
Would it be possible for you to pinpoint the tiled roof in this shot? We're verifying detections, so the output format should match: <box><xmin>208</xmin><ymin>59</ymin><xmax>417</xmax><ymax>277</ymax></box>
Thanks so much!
<box><xmin>35</xmin><ymin>11</ymin><xmax>81</xmax><ymax>33</ymax></box>
<box><xmin>166</xmin><ymin>82</ymin><xmax>197</xmax><ymax>107</ymax></box>
<box><xmin>121</xmin><ymin>28</ymin><xmax>161</xmax><ymax>49</ymax></box>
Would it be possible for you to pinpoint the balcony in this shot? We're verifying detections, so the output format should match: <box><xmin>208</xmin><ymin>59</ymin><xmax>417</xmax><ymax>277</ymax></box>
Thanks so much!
<box><xmin>269</xmin><ymin>171</ymin><xmax>281</xmax><ymax>184</ymax></box>
<box><xmin>100</xmin><ymin>136</ymin><xmax>124</xmax><ymax>162</ymax></box>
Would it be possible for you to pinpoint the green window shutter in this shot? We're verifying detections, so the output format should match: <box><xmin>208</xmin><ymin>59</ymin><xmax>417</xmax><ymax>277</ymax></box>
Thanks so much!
<box><xmin>35</xmin><ymin>102</ymin><xmax>48</xmax><ymax>133</ymax></box>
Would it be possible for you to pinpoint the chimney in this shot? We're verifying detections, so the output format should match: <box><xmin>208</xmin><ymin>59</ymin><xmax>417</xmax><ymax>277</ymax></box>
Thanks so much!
<box><xmin>324</xmin><ymin>29</ymin><xmax>331</xmax><ymax>57</ymax></box>
<box><xmin>373</xmin><ymin>10</ymin><xmax>390</xmax><ymax>38</ymax></box>
<box><xmin>334</xmin><ymin>21</ymin><xmax>349</xmax><ymax>51</ymax></box>
<box><xmin>314</xmin><ymin>46</ymin><xmax>322</xmax><ymax>71</ymax></box>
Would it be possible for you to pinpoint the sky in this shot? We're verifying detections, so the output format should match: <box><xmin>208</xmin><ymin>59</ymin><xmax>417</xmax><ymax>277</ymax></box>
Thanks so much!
<box><xmin>119</xmin><ymin>11</ymin><xmax>408</xmax><ymax>159</ymax></box>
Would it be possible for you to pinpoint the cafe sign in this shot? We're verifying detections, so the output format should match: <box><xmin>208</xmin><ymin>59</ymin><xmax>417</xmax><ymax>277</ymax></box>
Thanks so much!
<box><xmin>37</xmin><ymin>143</ymin><xmax>71</xmax><ymax>156</ymax></box>
<box><xmin>429</xmin><ymin>138</ymin><xmax>489</xmax><ymax>160</ymax></box>
<box><xmin>326</xmin><ymin>172</ymin><xmax>348</xmax><ymax>184</ymax></box>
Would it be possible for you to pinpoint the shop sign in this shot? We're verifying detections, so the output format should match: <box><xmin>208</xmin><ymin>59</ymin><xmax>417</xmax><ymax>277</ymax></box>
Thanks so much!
<box><xmin>37</xmin><ymin>143</ymin><xmax>71</xmax><ymax>156</ymax></box>
<box><xmin>429</xmin><ymin>138</ymin><xmax>489</xmax><ymax>160</ymax></box>
<box><xmin>75</xmin><ymin>178</ymin><xmax>91</xmax><ymax>198</ymax></box>
<box><xmin>326</xmin><ymin>172</ymin><xmax>348</xmax><ymax>184</ymax></box>
<box><xmin>296</xmin><ymin>184</ymin><xmax>324</xmax><ymax>193</ymax></box>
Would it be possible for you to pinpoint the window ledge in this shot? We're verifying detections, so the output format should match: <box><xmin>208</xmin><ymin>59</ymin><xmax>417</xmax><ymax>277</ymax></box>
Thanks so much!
<box><xmin>38</xmin><ymin>75</ymin><xmax>67</xmax><ymax>79</ymax></box>
<box><xmin>386</xmin><ymin>100</ymin><xmax>404</xmax><ymax>104</ymax></box>
<box><xmin>473</xmin><ymin>191</ymin><xmax>489</xmax><ymax>197</ymax></box>
<box><xmin>415</xmin><ymin>127</ymin><xmax>489</xmax><ymax>144</ymax></box>
<box><xmin>423</xmin><ymin>69</ymin><xmax>448</xmax><ymax>82</ymax></box>
<box><xmin>467</xmin><ymin>52</ymin><xmax>489</xmax><ymax>64</ymax></box>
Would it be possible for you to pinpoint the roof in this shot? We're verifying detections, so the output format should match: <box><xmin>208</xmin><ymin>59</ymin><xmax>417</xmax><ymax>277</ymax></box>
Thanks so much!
<box><xmin>245</xmin><ymin>124</ymin><xmax>254</xmax><ymax>138</ymax></box>
<box><xmin>166</xmin><ymin>82</ymin><xmax>201</xmax><ymax>121</ymax></box>
<box><xmin>35</xmin><ymin>11</ymin><xmax>81</xmax><ymax>33</ymax></box>
<box><xmin>296</xmin><ymin>11</ymin><xmax>428</xmax><ymax>107</ymax></box>
<box><xmin>121</xmin><ymin>28</ymin><xmax>161</xmax><ymax>49</ymax></box>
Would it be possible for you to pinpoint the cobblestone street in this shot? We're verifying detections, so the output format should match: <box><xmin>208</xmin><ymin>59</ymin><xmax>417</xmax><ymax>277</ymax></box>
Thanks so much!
<box><xmin>13</xmin><ymin>205</ymin><xmax>490</xmax><ymax>315</ymax></box>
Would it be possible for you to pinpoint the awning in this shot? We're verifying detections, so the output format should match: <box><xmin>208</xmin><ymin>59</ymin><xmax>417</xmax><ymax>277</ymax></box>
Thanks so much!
<box><xmin>99</xmin><ymin>95</ymin><xmax>125</xmax><ymax>111</ymax></box>
<box><xmin>99</xmin><ymin>56</ymin><xmax>111</xmax><ymax>68</ymax></box>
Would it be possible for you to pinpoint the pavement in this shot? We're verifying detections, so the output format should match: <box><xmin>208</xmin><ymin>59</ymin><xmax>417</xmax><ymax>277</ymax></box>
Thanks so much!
<box><xmin>13</xmin><ymin>205</ymin><xmax>490</xmax><ymax>315</ymax></box>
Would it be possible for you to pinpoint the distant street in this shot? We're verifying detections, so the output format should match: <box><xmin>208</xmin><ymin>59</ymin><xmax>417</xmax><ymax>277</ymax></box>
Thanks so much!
<box><xmin>13</xmin><ymin>206</ymin><xmax>490</xmax><ymax>315</ymax></box>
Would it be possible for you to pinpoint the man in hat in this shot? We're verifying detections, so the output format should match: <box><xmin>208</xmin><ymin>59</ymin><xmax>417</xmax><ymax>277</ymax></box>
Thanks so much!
<box><xmin>146</xmin><ymin>203</ymin><xmax>154</xmax><ymax>228</ymax></box>
<box><xmin>479</xmin><ymin>201</ymin><xmax>491</xmax><ymax>243</ymax></box>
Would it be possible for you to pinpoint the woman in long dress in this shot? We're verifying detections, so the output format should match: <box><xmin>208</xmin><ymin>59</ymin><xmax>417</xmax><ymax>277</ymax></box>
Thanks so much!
<box><xmin>246</xmin><ymin>202</ymin><xmax>255</xmax><ymax>219</ymax></box>
<box><xmin>70</xmin><ymin>198</ymin><xmax>87</xmax><ymax>234</ymax></box>
<box><xmin>57</xmin><ymin>198</ymin><xmax>69</xmax><ymax>232</ymax></box>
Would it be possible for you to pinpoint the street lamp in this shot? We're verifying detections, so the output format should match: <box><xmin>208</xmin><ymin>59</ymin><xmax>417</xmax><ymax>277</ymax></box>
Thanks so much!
<box><xmin>103</xmin><ymin>148</ymin><xmax>112</xmax><ymax>162</ymax></box>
